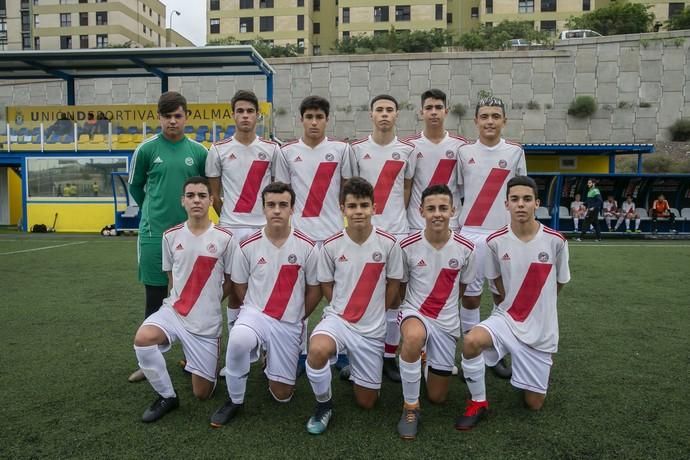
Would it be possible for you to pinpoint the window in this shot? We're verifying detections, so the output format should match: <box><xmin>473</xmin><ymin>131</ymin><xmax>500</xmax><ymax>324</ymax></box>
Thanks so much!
<box><xmin>79</xmin><ymin>0</ymin><xmax>87</xmax><ymax>2</ymax></box>
<box><xmin>22</xmin><ymin>11</ymin><xmax>30</xmax><ymax>31</ymax></box>
<box><xmin>259</xmin><ymin>0</ymin><xmax>273</xmax><ymax>7</ymax></box>
<box><xmin>80</xmin><ymin>12</ymin><xmax>88</xmax><ymax>26</ymax></box>
<box><xmin>342</xmin><ymin>30</ymin><xmax>350</xmax><ymax>39</ymax></box>
<box><xmin>210</xmin><ymin>0</ymin><xmax>220</xmax><ymax>10</ymax></box>
<box><xmin>297</xmin><ymin>37</ymin><xmax>304</xmax><ymax>48</ymax></box>
<box><xmin>60</xmin><ymin>13</ymin><xmax>71</xmax><ymax>27</ymax></box>
<box><xmin>669</xmin><ymin>3</ymin><xmax>684</xmax><ymax>17</ymax></box>
<box><xmin>435</xmin><ymin>4</ymin><xmax>443</xmax><ymax>20</ymax></box>
<box><xmin>239</xmin><ymin>0</ymin><xmax>253</xmax><ymax>8</ymax></box>
<box><xmin>96</xmin><ymin>34</ymin><xmax>107</xmax><ymax>47</ymax></box>
<box><xmin>34</xmin><ymin>36</ymin><xmax>40</xmax><ymax>49</ymax></box>
<box><xmin>582</xmin><ymin>0</ymin><xmax>590</xmax><ymax>10</ymax></box>
<box><xmin>486</xmin><ymin>21</ymin><xmax>492</xmax><ymax>27</ymax></box>
<box><xmin>518</xmin><ymin>0</ymin><xmax>534</xmax><ymax>13</ymax></box>
<box><xmin>60</xmin><ymin>35</ymin><xmax>72</xmax><ymax>49</ymax></box>
<box><xmin>95</xmin><ymin>0</ymin><xmax>106</xmax><ymax>2</ymax></box>
<box><xmin>486</xmin><ymin>0</ymin><xmax>493</xmax><ymax>14</ymax></box>
<box><xmin>96</xmin><ymin>11</ymin><xmax>107</xmax><ymax>25</ymax></box>
<box><xmin>342</xmin><ymin>7</ymin><xmax>349</xmax><ymax>23</ymax></box>
<box><xmin>447</xmin><ymin>12</ymin><xmax>452</xmax><ymax>23</ymax></box>
<box><xmin>541</xmin><ymin>0</ymin><xmax>556</xmax><ymax>12</ymax></box>
<box><xmin>240</xmin><ymin>17</ymin><xmax>253</xmax><ymax>32</ymax></box>
<box><xmin>471</xmin><ymin>7</ymin><xmax>479</xmax><ymax>18</ymax></box>
<box><xmin>541</xmin><ymin>20</ymin><xmax>556</xmax><ymax>33</ymax></box>
<box><xmin>34</xmin><ymin>14</ymin><xmax>39</xmax><ymax>27</ymax></box>
<box><xmin>22</xmin><ymin>33</ymin><xmax>30</xmax><ymax>49</ymax></box>
<box><xmin>27</xmin><ymin>157</ymin><xmax>128</xmax><ymax>199</ymax></box>
<box><xmin>297</xmin><ymin>14</ymin><xmax>304</xmax><ymax>30</ymax></box>
<box><xmin>297</xmin><ymin>0</ymin><xmax>303</xmax><ymax>6</ymax></box>
<box><xmin>314</xmin><ymin>22</ymin><xmax>320</xmax><ymax>34</ymax></box>
<box><xmin>313</xmin><ymin>45</ymin><xmax>320</xmax><ymax>55</ymax></box>
<box><xmin>143</xmin><ymin>25</ymin><xmax>146</xmax><ymax>33</ymax></box>
<box><xmin>374</xmin><ymin>29</ymin><xmax>387</xmax><ymax>36</ymax></box>
<box><xmin>395</xmin><ymin>5</ymin><xmax>411</xmax><ymax>21</ymax></box>
<box><xmin>33</xmin><ymin>0</ymin><xmax>40</xmax><ymax>6</ymax></box>
<box><xmin>259</xmin><ymin>16</ymin><xmax>273</xmax><ymax>32</ymax></box>
<box><xmin>0</xmin><ymin>0</ymin><xmax>6</xmax><ymax>14</ymax></box>
<box><xmin>374</xmin><ymin>6</ymin><xmax>389</xmax><ymax>22</ymax></box>
<box><xmin>313</xmin><ymin>0</ymin><xmax>320</xmax><ymax>11</ymax></box>
<box><xmin>335</xmin><ymin>16</ymin><xmax>338</xmax><ymax>26</ymax></box>
<box><xmin>210</xmin><ymin>18</ymin><xmax>220</xmax><ymax>34</ymax></box>
<box><xmin>80</xmin><ymin>34</ymin><xmax>88</xmax><ymax>48</ymax></box>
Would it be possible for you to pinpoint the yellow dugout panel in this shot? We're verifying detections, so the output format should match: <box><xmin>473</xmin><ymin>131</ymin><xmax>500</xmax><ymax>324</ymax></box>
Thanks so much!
<box><xmin>9</xmin><ymin>168</ymin><xmax>22</xmax><ymax>226</ymax></box>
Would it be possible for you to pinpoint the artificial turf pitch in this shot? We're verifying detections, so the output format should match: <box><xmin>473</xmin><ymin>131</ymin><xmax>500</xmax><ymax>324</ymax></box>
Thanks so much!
<box><xmin>1</xmin><ymin>236</ymin><xmax>688</xmax><ymax>459</ymax></box>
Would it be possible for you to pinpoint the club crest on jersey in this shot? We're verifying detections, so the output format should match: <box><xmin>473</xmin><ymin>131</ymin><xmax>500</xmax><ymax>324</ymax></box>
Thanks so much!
<box><xmin>325</xmin><ymin>153</ymin><xmax>334</xmax><ymax>161</ymax></box>
<box><xmin>185</xmin><ymin>157</ymin><xmax>194</xmax><ymax>166</ymax></box>
<box><xmin>206</xmin><ymin>243</ymin><xmax>217</xmax><ymax>254</ymax></box>
<box><xmin>498</xmin><ymin>159</ymin><xmax>508</xmax><ymax>169</ymax></box>
<box><xmin>392</xmin><ymin>152</ymin><xmax>401</xmax><ymax>160</ymax></box>
<box><xmin>258</xmin><ymin>152</ymin><xmax>267</xmax><ymax>160</ymax></box>
<box><xmin>445</xmin><ymin>150</ymin><xmax>455</xmax><ymax>159</ymax></box>
<box><xmin>372</xmin><ymin>251</ymin><xmax>383</xmax><ymax>262</ymax></box>
<box><xmin>288</xmin><ymin>254</ymin><xmax>297</xmax><ymax>264</ymax></box>
<box><xmin>448</xmin><ymin>258</ymin><xmax>459</xmax><ymax>268</ymax></box>
<box><xmin>538</xmin><ymin>252</ymin><xmax>549</xmax><ymax>263</ymax></box>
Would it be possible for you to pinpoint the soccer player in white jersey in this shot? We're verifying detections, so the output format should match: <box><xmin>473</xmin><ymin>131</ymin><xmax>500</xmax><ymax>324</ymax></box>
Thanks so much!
<box><xmin>456</xmin><ymin>176</ymin><xmax>570</xmax><ymax>430</ymax></box>
<box><xmin>210</xmin><ymin>182</ymin><xmax>321</xmax><ymax>427</ymax></box>
<box><xmin>614</xmin><ymin>194</ymin><xmax>641</xmax><ymax>232</ymax></box>
<box><xmin>133</xmin><ymin>176</ymin><xmax>235</xmax><ymax>423</ymax></box>
<box><xmin>405</xmin><ymin>89</ymin><xmax>468</xmax><ymax>232</ymax></box>
<box><xmin>456</xmin><ymin>96</ymin><xmax>527</xmax><ymax>378</ymax></box>
<box><xmin>350</xmin><ymin>94</ymin><xmax>415</xmax><ymax>382</ymax></box>
<box><xmin>305</xmin><ymin>177</ymin><xmax>403</xmax><ymax>435</ymax></box>
<box><xmin>206</xmin><ymin>90</ymin><xmax>279</xmax><ymax>242</ymax></box>
<box><xmin>396</xmin><ymin>184</ymin><xmax>476</xmax><ymax>440</ymax></box>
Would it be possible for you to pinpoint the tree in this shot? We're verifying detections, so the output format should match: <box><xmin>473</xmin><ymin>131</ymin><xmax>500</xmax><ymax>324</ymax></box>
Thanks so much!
<box><xmin>332</xmin><ymin>28</ymin><xmax>452</xmax><ymax>55</ymax></box>
<box><xmin>667</xmin><ymin>7</ymin><xmax>690</xmax><ymax>30</ymax></box>
<box><xmin>456</xmin><ymin>21</ymin><xmax>551</xmax><ymax>51</ymax></box>
<box><xmin>566</xmin><ymin>2</ymin><xmax>654</xmax><ymax>35</ymax></box>
<box><xmin>206</xmin><ymin>36</ymin><xmax>301</xmax><ymax>57</ymax></box>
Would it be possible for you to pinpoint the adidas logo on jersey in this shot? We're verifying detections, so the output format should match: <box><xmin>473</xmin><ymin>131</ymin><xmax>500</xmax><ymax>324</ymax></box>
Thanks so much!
<box><xmin>258</xmin><ymin>257</ymin><xmax>267</xmax><ymax>264</ymax></box>
<box><xmin>363</xmin><ymin>153</ymin><xmax>372</xmax><ymax>160</ymax></box>
<box><xmin>338</xmin><ymin>254</ymin><xmax>348</xmax><ymax>262</ymax></box>
<box><xmin>295</xmin><ymin>156</ymin><xmax>303</xmax><ymax>162</ymax></box>
<box><xmin>417</xmin><ymin>152</ymin><xmax>424</xmax><ymax>159</ymax></box>
<box><xmin>468</xmin><ymin>158</ymin><xmax>476</xmax><ymax>165</ymax></box>
<box><xmin>176</xmin><ymin>244</ymin><xmax>184</xmax><ymax>251</ymax></box>
<box><xmin>417</xmin><ymin>259</ymin><xmax>427</xmax><ymax>267</ymax></box>
<box><xmin>229</xmin><ymin>153</ymin><xmax>237</xmax><ymax>160</ymax></box>
<box><xmin>154</xmin><ymin>156</ymin><xmax>163</xmax><ymax>164</ymax></box>
<box><xmin>502</xmin><ymin>253</ymin><xmax>510</xmax><ymax>261</ymax></box>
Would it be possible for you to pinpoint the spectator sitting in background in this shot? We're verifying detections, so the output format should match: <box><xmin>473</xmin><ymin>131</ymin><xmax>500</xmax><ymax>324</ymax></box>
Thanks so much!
<box><xmin>570</xmin><ymin>193</ymin><xmax>587</xmax><ymax>232</ymax></box>
<box><xmin>651</xmin><ymin>194</ymin><xmax>676</xmax><ymax>234</ymax></box>
<box><xmin>83</xmin><ymin>112</ymin><xmax>98</xmax><ymax>138</ymax></box>
<box><xmin>602</xmin><ymin>195</ymin><xmax>619</xmax><ymax>232</ymax></box>
<box><xmin>614</xmin><ymin>195</ymin><xmax>641</xmax><ymax>233</ymax></box>
<box><xmin>45</xmin><ymin>113</ymin><xmax>73</xmax><ymax>139</ymax></box>
<box><xmin>95</xmin><ymin>113</ymin><xmax>110</xmax><ymax>135</ymax></box>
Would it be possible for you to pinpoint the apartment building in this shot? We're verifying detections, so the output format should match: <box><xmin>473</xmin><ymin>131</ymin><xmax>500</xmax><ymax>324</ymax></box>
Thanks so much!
<box><xmin>0</xmin><ymin>0</ymin><xmax>190</xmax><ymax>51</ymax></box>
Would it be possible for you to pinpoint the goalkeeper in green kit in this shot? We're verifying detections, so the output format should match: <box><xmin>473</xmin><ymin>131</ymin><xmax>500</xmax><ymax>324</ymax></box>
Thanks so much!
<box><xmin>127</xmin><ymin>91</ymin><xmax>208</xmax><ymax>382</ymax></box>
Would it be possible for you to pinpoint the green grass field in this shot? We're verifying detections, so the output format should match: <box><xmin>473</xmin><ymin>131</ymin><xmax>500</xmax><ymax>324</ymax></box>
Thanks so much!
<box><xmin>1</xmin><ymin>235</ymin><xmax>689</xmax><ymax>459</ymax></box>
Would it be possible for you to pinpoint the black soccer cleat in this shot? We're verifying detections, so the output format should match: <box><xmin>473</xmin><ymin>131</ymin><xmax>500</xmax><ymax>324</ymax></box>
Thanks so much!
<box><xmin>455</xmin><ymin>399</ymin><xmax>488</xmax><ymax>431</ymax></box>
<box><xmin>383</xmin><ymin>357</ymin><xmax>401</xmax><ymax>382</ymax></box>
<box><xmin>339</xmin><ymin>365</ymin><xmax>352</xmax><ymax>382</ymax></box>
<box><xmin>210</xmin><ymin>399</ymin><xmax>243</xmax><ymax>428</ymax></box>
<box><xmin>141</xmin><ymin>394</ymin><xmax>179</xmax><ymax>423</ymax></box>
<box><xmin>489</xmin><ymin>357</ymin><xmax>512</xmax><ymax>379</ymax></box>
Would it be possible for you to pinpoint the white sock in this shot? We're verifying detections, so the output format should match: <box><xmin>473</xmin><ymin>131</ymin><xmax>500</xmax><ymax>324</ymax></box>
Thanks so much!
<box><xmin>384</xmin><ymin>309</ymin><xmax>400</xmax><ymax>358</ymax></box>
<box><xmin>300</xmin><ymin>318</ymin><xmax>309</xmax><ymax>354</ymax></box>
<box><xmin>635</xmin><ymin>218</ymin><xmax>640</xmax><ymax>230</ymax></box>
<box><xmin>573</xmin><ymin>217</ymin><xmax>579</xmax><ymax>231</ymax></box>
<box><xmin>399</xmin><ymin>357</ymin><xmax>421</xmax><ymax>405</ymax></box>
<box><xmin>134</xmin><ymin>344</ymin><xmax>176</xmax><ymax>398</ymax></box>
<box><xmin>306</xmin><ymin>361</ymin><xmax>332</xmax><ymax>403</ymax></box>
<box><xmin>225</xmin><ymin>325</ymin><xmax>259</xmax><ymax>404</ymax></box>
<box><xmin>461</xmin><ymin>353</ymin><xmax>486</xmax><ymax>402</ymax></box>
<box><xmin>460</xmin><ymin>306</ymin><xmax>480</xmax><ymax>334</ymax></box>
<box><xmin>625</xmin><ymin>218</ymin><xmax>630</xmax><ymax>230</ymax></box>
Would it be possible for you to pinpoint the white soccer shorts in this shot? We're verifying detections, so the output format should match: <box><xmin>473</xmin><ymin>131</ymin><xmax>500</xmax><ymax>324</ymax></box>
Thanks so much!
<box><xmin>398</xmin><ymin>309</ymin><xmax>457</xmax><ymax>373</ymax></box>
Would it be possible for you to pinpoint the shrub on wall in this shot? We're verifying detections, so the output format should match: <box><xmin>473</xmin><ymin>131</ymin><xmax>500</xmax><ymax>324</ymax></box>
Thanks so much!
<box><xmin>568</xmin><ymin>96</ymin><xmax>597</xmax><ymax>118</ymax></box>
<box><xmin>669</xmin><ymin>118</ymin><xmax>690</xmax><ymax>141</ymax></box>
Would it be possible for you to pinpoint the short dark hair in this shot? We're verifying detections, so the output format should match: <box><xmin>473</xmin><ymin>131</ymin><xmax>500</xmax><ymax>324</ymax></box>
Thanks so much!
<box><xmin>506</xmin><ymin>175</ymin><xmax>538</xmax><ymax>198</ymax></box>
<box><xmin>475</xmin><ymin>96</ymin><xmax>506</xmax><ymax>117</ymax></box>
<box><xmin>370</xmin><ymin>94</ymin><xmax>398</xmax><ymax>111</ymax></box>
<box><xmin>231</xmin><ymin>90</ymin><xmax>259</xmax><ymax>112</ymax></box>
<box><xmin>300</xmin><ymin>95</ymin><xmax>330</xmax><ymax>117</ymax></box>
<box><xmin>421</xmin><ymin>184</ymin><xmax>453</xmax><ymax>205</ymax></box>
<box><xmin>262</xmin><ymin>181</ymin><xmax>295</xmax><ymax>208</ymax></box>
<box><xmin>182</xmin><ymin>176</ymin><xmax>210</xmax><ymax>194</ymax></box>
<box><xmin>421</xmin><ymin>89</ymin><xmax>447</xmax><ymax>107</ymax></box>
<box><xmin>340</xmin><ymin>177</ymin><xmax>374</xmax><ymax>205</ymax></box>
<box><xmin>158</xmin><ymin>91</ymin><xmax>187</xmax><ymax>115</ymax></box>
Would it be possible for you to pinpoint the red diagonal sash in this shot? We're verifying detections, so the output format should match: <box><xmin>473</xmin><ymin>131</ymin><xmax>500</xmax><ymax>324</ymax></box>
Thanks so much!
<box><xmin>419</xmin><ymin>268</ymin><xmax>460</xmax><ymax>319</ymax></box>
<box><xmin>234</xmin><ymin>160</ymin><xmax>270</xmax><ymax>213</ymax></box>
<box><xmin>507</xmin><ymin>262</ymin><xmax>552</xmax><ymax>322</ymax></box>
<box><xmin>341</xmin><ymin>262</ymin><xmax>385</xmax><ymax>323</ymax></box>
<box><xmin>464</xmin><ymin>168</ymin><xmax>510</xmax><ymax>226</ymax></box>
<box><xmin>303</xmin><ymin>162</ymin><xmax>338</xmax><ymax>217</ymax></box>
<box><xmin>263</xmin><ymin>264</ymin><xmax>301</xmax><ymax>320</ymax></box>
<box><xmin>174</xmin><ymin>256</ymin><xmax>218</xmax><ymax>316</ymax></box>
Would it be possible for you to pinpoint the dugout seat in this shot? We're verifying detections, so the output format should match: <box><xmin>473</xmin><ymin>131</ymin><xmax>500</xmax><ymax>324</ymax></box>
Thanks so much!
<box><xmin>535</xmin><ymin>207</ymin><xmax>550</xmax><ymax>219</ymax></box>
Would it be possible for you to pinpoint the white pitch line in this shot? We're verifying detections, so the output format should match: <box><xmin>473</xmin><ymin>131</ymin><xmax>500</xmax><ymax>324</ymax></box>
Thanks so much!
<box><xmin>0</xmin><ymin>241</ymin><xmax>88</xmax><ymax>255</ymax></box>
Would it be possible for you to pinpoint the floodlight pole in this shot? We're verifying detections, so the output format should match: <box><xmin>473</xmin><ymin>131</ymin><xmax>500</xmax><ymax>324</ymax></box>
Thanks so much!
<box><xmin>167</xmin><ymin>10</ymin><xmax>181</xmax><ymax>47</ymax></box>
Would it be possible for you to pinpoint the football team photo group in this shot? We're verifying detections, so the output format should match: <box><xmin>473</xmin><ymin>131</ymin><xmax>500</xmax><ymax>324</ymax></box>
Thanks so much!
<box><xmin>126</xmin><ymin>87</ymin><xmax>570</xmax><ymax>440</ymax></box>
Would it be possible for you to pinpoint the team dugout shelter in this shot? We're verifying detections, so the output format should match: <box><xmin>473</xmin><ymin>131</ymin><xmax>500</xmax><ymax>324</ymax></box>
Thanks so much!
<box><xmin>0</xmin><ymin>46</ymin><xmax>275</xmax><ymax>232</ymax></box>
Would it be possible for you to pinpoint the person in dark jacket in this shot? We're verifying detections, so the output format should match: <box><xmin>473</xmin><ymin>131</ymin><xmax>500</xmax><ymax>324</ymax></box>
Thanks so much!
<box><xmin>575</xmin><ymin>179</ymin><xmax>602</xmax><ymax>241</ymax></box>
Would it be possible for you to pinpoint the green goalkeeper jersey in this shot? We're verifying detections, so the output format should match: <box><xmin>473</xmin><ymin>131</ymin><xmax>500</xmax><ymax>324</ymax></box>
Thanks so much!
<box><xmin>128</xmin><ymin>134</ymin><xmax>207</xmax><ymax>237</ymax></box>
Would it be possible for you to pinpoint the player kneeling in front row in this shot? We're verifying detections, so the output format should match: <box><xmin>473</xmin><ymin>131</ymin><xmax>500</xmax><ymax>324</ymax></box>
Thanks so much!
<box><xmin>305</xmin><ymin>177</ymin><xmax>404</xmax><ymax>434</ymax></box>
<box><xmin>456</xmin><ymin>176</ymin><xmax>570</xmax><ymax>430</ymax></box>
<box><xmin>211</xmin><ymin>182</ymin><xmax>321</xmax><ymax>427</ymax></box>
<box><xmin>396</xmin><ymin>184</ymin><xmax>476</xmax><ymax>440</ymax></box>
<box><xmin>133</xmin><ymin>176</ymin><xmax>235</xmax><ymax>423</ymax></box>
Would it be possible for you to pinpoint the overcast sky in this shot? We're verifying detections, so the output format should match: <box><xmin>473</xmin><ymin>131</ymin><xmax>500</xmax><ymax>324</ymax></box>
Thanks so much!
<box><xmin>160</xmin><ymin>1</ymin><xmax>207</xmax><ymax>46</ymax></box>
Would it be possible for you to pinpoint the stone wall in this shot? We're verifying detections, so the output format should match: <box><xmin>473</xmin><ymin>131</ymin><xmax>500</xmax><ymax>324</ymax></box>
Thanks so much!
<box><xmin>1</xmin><ymin>29</ymin><xmax>688</xmax><ymax>143</ymax></box>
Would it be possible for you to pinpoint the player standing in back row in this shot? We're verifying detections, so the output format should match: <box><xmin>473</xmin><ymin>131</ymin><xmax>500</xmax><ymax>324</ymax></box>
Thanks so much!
<box><xmin>350</xmin><ymin>94</ymin><xmax>416</xmax><ymax>382</ymax></box>
<box><xmin>457</xmin><ymin>96</ymin><xmax>527</xmax><ymax>378</ymax></box>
